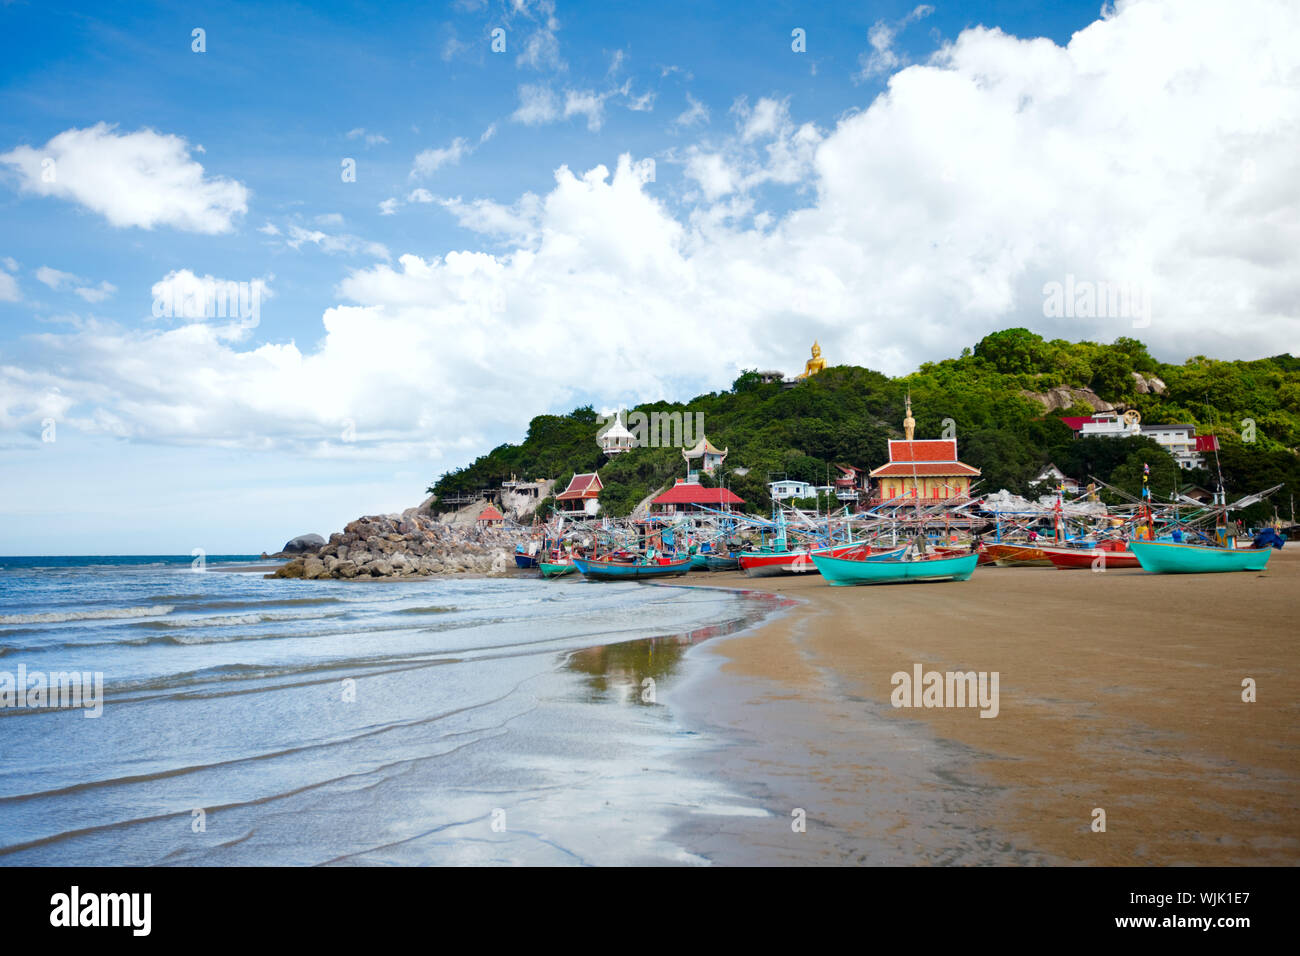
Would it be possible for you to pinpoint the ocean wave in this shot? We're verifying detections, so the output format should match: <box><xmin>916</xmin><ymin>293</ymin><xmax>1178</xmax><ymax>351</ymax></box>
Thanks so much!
<box><xmin>395</xmin><ymin>605</ymin><xmax>458</xmax><ymax>615</ymax></box>
<box><xmin>0</xmin><ymin>605</ymin><xmax>175</xmax><ymax>626</ymax></box>
<box><xmin>135</xmin><ymin>610</ymin><xmax>347</xmax><ymax>629</ymax></box>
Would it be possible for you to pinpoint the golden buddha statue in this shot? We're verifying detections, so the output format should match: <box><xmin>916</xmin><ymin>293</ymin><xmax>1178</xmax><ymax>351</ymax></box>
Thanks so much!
<box><xmin>903</xmin><ymin>393</ymin><xmax>916</xmax><ymax>441</ymax></box>
<box><xmin>798</xmin><ymin>341</ymin><xmax>826</xmax><ymax>379</ymax></box>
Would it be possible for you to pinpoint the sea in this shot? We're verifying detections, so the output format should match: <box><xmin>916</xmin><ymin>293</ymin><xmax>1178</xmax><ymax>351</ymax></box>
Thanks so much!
<box><xmin>0</xmin><ymin>556</ymin><xmax>781</xmax><ymax>865</ymax></box>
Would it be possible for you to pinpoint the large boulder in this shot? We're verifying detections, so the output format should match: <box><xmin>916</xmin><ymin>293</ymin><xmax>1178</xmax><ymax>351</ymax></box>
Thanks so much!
<box><xmin>281</xmin><ymin>533</ymin><xmax>326</xmax><ymax>554</ymax></box>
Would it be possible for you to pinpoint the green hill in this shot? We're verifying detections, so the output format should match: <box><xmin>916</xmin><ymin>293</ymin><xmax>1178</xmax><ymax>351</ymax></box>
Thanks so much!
<box><xmin>429</xmin><ymin>330</ymin><xmax>1300</xmax><ymax>524</ymax></box>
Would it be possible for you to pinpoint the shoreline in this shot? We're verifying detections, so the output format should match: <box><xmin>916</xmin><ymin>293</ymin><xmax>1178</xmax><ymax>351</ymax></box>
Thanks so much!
<box><xmin>660</xmin><ymin>553</ymin><xmax>1300</xmax><ymax>865</ymax></box>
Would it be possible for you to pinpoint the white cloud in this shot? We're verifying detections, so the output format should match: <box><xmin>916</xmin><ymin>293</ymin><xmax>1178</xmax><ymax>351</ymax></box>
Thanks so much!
<box><xmin>407</xmin><ymin>188</ymin><xmax>435</xmax><ymax>203</ymax></box>
<box><xmin>36</xmin><ymin>266</ymin><xmax>78</xmax><ymax>289</ymax></box>
<box><xmin>412</xmin><ymin>137</ymin><xmax>471</xmax><ymax>177</ymax></box>
<box><xmin>74</xmin><ymin>281</ymin><xmax>116</xmax><ymax>304</ymax></box>
<box><xmin>35</xmin><ymin>266</ymin><xmax>116</xmax><ymax>303</ymax></box>
<box><xmin>514</xmin><ymin>0</ymin><xmax>564</xmax><ymax>71</ymax></box>
<box><xmin>378</xmin><ymin>198</ymin><xmax>401</xmax><ymax>216</ymax></box>
<box><xmin>3</xmin><ymin>0</ymin><xmax>1298</xmax><ymax>464</ymax></box>
<box><xmin>564</xmin><ymin>89</ymin><xmax>608</xmax><ymax>131</ymax></box>
<box><xmin>673</xmin><ymin>94</ymin><xmax>710</xmax><ymax>129</ymax></box>
<box><xmin>150</xmin><ymin>270</ymin><xmax>273</xmax><ymax>330</ymax></box>
<box><xmin>2</xmin><ymin>257</ymin><xmax>18</xmax><ymax>273</ymax></box>
<box><xmin>0</xmin><ymin>123</ymin><xmax>248</xmax><ymax>233</ymax></box>
<box><xmin>0</xmin><ymin>270</ymin><xmax>18</xmax><ymax>303</ymax></box>
<box><xmin>258</xmin><ymin>222</ymin><xmax>281</xmax><ymax>236</ymax></box>
<box><xmin>512</xmin><ymin>84</ymin><xmax>561</xmax><ymax>125</ymax></box>
<box><xmin>857</xmin><ymin>4</ymin><xmax>935</xmax><ymax>81</ymax></box>
<box><xmin>285</xmin><ymin>225</ymin><xmax>390</xmax><ymax>260</ymax></box>
<box><xmin>346</xmin><ymin>127</ymin><xmax>389</xmax><ymax>146</ymax></box>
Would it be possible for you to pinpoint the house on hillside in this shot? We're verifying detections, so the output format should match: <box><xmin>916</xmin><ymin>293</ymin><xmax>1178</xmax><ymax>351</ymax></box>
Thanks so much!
<box><xmin>597</xmin><ymin>413</ymin><xmax>636</xmax><ymax>456</ymax></box>
<box><xmin>555</xmin><ymin>472</ymin><xmax>603</xmax><ymax>516</ymax></box>
<box><xmin>1060</xmin><ymin>410</ymin><xmax>1216</xmax><ymax>470</ymax></box>
<box><xmin>833</xmin><ymin>464</ymin><xmax>868</xmax><ymax>501</ymax></box>
<box><xmin>682</xmin><ymin>434</ymin><xmax>728</xmax><ymax>477</ymax></box>
<box><xmin>650</xmin><ymin>479</ymin><xmax>745</xmax><ymax>515</ymax></box>
<box><xmin>1028</xmin><ymin>463</ymin><xmax>1081</xmax><ymax>495</ymax></box>
<box><xmin>768</xmin><ymin>479</ymin><xmax>815</xmax><ymax>501</ymax></box>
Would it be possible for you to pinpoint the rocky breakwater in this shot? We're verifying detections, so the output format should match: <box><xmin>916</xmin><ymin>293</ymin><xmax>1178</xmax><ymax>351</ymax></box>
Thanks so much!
<box><xmin>271</xmin><ymin>509</ymin><xmax>528</xmax><ymax>580</ymax></box>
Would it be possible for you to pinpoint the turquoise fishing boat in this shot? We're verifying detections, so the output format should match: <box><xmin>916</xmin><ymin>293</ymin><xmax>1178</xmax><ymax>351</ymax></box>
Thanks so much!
<box><xmin>571</xmin><ymin>555</ymin><xmax>692</xmax><ymax>581</ymax></box>
<box><xmin>810</xmin><ymin>551</ymin><xmax>978</xmax><ymax>586</ymax></box>
<box><xmin>689</xmin><ymin>553</ymin><xmax>711</xmax><ymax>571</ymax></box>
<box><xmin>1127</xmin><ymin>540</ymin><xmax>1272</xmax><ymax>574</ymax></box>
<box><xmin>538</xmin><ymin>561</ymin><xmax>576</xmax><ymax>579</ymax></box>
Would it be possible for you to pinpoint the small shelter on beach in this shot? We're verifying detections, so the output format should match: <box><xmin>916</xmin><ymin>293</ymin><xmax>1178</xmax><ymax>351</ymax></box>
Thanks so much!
<box><xmin>476</xmin><ymin>504</ymin><xmax>504</xmax><ymax>527</ymax></box>
<box><xmin>555</xmin><ymin>472</ymin><xmax>603</xmax><ymax>516</ymax></box>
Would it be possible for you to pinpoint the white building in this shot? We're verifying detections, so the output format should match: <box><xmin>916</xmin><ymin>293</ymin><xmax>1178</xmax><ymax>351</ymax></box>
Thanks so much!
<box><xmin>768</xmin><ymin>479</ymin><xmax>815</xmax><ymax>500</ymax></box>
<box><xmin>597</xmin><ymin>414</ymin><xmax>635</xmax><ymax>456</ymax></box>
<box><xmin>1062</xmin><ymin>411</ymin><xmax>1215</xmax><ymax>470</ymax></box>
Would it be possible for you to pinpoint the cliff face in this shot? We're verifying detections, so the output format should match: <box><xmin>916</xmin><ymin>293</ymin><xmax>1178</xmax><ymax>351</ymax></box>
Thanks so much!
<box><xmin>271</xmin><ymin>507</ymin><xmax>529</xmax><ymax>580</ymax></box>
<box><xmin>1020</xmin><ymin>386</ymin><xmax>1115</xmax><ymax>413</ymax></box>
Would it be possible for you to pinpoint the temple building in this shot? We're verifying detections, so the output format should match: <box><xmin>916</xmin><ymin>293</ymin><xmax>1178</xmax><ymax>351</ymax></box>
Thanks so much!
<box><xmin>650</xmin><ymin>479</ymin><xmax>745</xmax><ymax>515</ymax></box>
<box><xmin>597</xmin><ymin>413</ymin><xmax>635</xmax><ymax>456</ymax></box>
<box><xmin>476</xmin><ymin>504</ymin><xmax>504</xmax><ymax>527</ymax></box>
<box><xmin>555</xmin><ymin>472</ymin><xmax>603</xmax><ymax>516</ymax></box>
<box><xmin>868</xmin><ymin>396</ymin><xmax>980</xmax><ymax>503</ymax></box>
<box><xmin>682</xmin><ymin>434</ymin><xmax>728</xmax><ymax>477</ymax></box>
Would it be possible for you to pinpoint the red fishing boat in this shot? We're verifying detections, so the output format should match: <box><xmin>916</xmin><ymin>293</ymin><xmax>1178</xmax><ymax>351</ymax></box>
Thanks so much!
<box><xmin>1040</xmin><ymin>541</ymin><xmax>1142</xmax><ymax>570</ymax></box>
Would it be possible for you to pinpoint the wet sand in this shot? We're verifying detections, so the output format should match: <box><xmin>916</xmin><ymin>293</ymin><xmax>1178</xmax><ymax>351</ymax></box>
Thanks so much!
<box><xmin>667</xmin><ymin>550</ymin><xmax>1299</xmax><ymax>865</ymax></box>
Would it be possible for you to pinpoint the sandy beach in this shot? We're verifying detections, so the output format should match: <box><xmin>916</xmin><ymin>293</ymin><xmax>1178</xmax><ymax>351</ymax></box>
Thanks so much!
<box><xmin>667</xmin><ymin>550</ymin><xmax>1299</xmax><ymax>865</ymax></box>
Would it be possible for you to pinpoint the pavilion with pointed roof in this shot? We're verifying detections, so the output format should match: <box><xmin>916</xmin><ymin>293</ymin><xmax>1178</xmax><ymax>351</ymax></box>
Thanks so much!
<box><xmin>597</xmin><ymin>413</ymin><xmax>635</xmax><ymax>456</ymax></box>
<box><xmin>681</xmin><ymin>434</ymin><xmax>728</xmax><ymax>477</ymax></box>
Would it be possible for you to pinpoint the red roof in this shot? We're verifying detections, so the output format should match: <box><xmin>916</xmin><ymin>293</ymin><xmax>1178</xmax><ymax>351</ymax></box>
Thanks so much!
<box><xmin>1060</xmin><ymin>416</ymin><xmax>1104</xmax><ymax>430</ymax></box>
<box><xmin>1195</xmin><ymin>435</ymin><xmax>1220</xmax><ymax>452</ymax></box>
<box><xmin>886</xmin><ymin>439</ymin><xmax>959</xmax><ymax>462</ymax></box>
<box><xmin>555</xmin><ymin>472</ymin><xmax>603</xmax><ymax>500</ymax></box>
<box><xmin>870</xmin><ymin>462</ymin><xmax>981</xmax><ymax>477</ymax></box>
<box><xmin>478</xmin><ymin>505</ymin><xmax>504</xmax><ymax>520</ymax></box>
<box><xmin>651</xmin><ymin>482</ymin><xmax>745</xmax><ymax>507</ymax></box>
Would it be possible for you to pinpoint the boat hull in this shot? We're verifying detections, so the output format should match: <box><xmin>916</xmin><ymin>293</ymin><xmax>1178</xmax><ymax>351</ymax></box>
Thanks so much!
<box><xmin>539</xmin><ymin>561</ymin><xmax>576</xmax><ymax>578</ymax></box>
<box><xmin>1041</xmin><ymin>545</ymin><xmax>1142</xmax><ymax>570</ymax></box>
<box><xmin>1128</xmin><ymin>541</ymin><xmax>1272</xmax><ymax>574</ymax></box>
<box><xmin>571</xmin><ymin>556</ymin><xmax>692</xmax><ymax>581</ymax></box>
<box><xmin>514</xmin><ymin>553</ymin><xmax>539</xmax><ymax>569</ymax></box>
<box><xmin>703</xmin><ymin>554</ymin><xmax>740</xmax><ymax>572</ymax></box>
<box><xmin>738</xmin><ymin>543</ymin><xmax>859</xmax><ymax>577</ymax></box>
<box><xmin>810</xmin><ymin>552</ymin><xmax>978</xmax><ymax>586</ymax></box>
<box><xmin>689</xmin><ymin>553</ymin><xmax>711</xmax><ymax>571</ymax></box>
<box><xmin>984</xmin><ymin>544</ymin><xmax>1053</xmax><ymax>567</ymax></box>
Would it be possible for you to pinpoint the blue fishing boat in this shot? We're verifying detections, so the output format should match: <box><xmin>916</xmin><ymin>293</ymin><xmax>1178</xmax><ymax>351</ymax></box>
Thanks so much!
<box><xmin>1127</xmin><ymin>540</ymin><xmax>1272</xmax><ymax>573</ymax></box>
<box><xmin>703</xmin><ymin>554</ymin><xmax>740</xmax><ymax>571</ymax></box>
<box><xmin>513</xmin><ymin>545</ymin><xmax>539</xmax><ymax>569</ymax></box>
<box><xmin>571</xmin><ymin>555</ymin><xmax>692</xmax><ymax>581</ymax></box>
<box><xmin>810</xmin><ymin>550</ymin><xmax>978</xmax><ymax>586</ymax></box>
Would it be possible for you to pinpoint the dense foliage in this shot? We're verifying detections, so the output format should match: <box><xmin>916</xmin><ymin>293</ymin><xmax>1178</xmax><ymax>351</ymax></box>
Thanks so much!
<box><xmin>429</xmin><ymin>331</ymin><xmax>1300</xmax><ymax>524</ymax></box>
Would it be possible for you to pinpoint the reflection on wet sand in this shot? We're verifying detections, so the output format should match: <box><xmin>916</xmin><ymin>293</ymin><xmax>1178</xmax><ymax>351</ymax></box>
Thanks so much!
<box><xmin>566</xmin><ymin>588</ymin><xmax>796</xmax><ymax>704</ymax></box>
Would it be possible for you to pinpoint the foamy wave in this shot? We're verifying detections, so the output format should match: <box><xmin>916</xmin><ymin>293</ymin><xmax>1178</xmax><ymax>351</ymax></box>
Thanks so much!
<box><xmin>140</xmin><ymin>610</ymin><xmax>347</xmax><ymax>629</ymax></box>
<box><xmin>0</xmin><ymin>605</ymin><xmax>175</xmax><ymax>625</ymax></box>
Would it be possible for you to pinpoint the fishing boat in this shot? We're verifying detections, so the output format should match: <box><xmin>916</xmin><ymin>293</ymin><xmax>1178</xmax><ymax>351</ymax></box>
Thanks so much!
<box><xmin>538</xmin><ymin>560</ymin><xmax>576</xmax><ymax>578</ymax></box>
<box><xmin>571</xmin><ymin>555</ymin><xmax>692</xmax><ymax>581</ymax></box>
<box><xmin>1127</xmin><ymin>540</ymin><xmax>1272</xmax><ymax>574</ymax></box>
<box><xmin>983</xmin><ymin>542</ymin><xmax>1053</xmax><ymax>567</ymax></box>
<box><xmin>1040</xmin><ymin>542</ymin><xmax>1142</xmax><ymax>570</ymax></box>
<box><xmin>689</xmin><ymin>552</ymin><xmax>711</xmax><ymax>571</ymax></box>
<box><xmin>703</xmin><ymin>554</ymin><xmax>740</xmax><ymax>571</ymax></box>
<box><xmin>738</xmin><ymin>542</ymin><xmax>860</xmax><ymax>577</ymax></box>
<box><xmin>811</xmin><ymin>550</ymin><xmax>978</xmax><ymax>586</ymax></box>
<box><xmin>513</xmin><ymin>545</ymin><xmax>540</xmax><ymax>569</ymax></box>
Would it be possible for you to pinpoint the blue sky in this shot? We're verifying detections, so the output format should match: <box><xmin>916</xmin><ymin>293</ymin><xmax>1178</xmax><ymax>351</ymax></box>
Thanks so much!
<box><xmin>1</xmin><ymin>0</ymin><xmax>1297</xmax><ymax>553</ymax></box>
